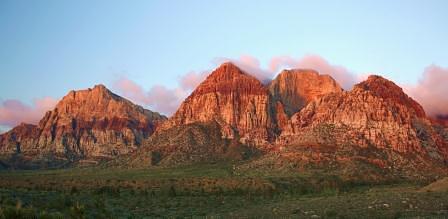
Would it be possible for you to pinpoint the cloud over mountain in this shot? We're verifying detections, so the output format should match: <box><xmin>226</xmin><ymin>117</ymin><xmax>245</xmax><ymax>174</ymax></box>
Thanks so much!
<box><xmin>0</xmin><ymin>97</ymin><xmax>58</xmax><ymax>129</ymax></box>
<box><xmin>87</xmin><ymin>56</ymin><xmax>448</xmax><ymax>120</ymax></box>
<box><xmin>113</xmin><ymin>54</ymin><xmax>360</xmax><ymax>116</ymax></box>
<box><xmin>269</xmin><ymin>55</ymin><xmax>358</xmax><ymax>90</ymax></box>
<box><xmin>113</xmin><ymin>77</ymin><xmax>185</xmax><ymax>116</ymax></box>
<box><xmin>403</xmin><ymin>65</ymin><xmax>448</xmax><ymax>117</ymax></box>
<box><xmin>214</xmin><ymin>55</ymin><xmax>274</xmax><ymax>84</ymax></box>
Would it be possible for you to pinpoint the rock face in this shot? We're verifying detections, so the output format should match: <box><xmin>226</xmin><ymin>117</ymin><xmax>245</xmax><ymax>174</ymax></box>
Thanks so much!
<box><xmin>355</xmin><ymin>75</ymin><xmax>426</xmax><ymax>118</ymax></box>
<box><xmin>279</xmin><ymin>75</ymin><xmax>448</xmax><ymax>164</ymax></box>
<box><xmin>0</xmin><ymin>85</ymin><xmax>166</xmax><ymax>161</ymax></box>
<box><xmin>0</xmin><ymin>123</ymin><xmax>39</xmax><ymax>154</ymax></box>
<box><xmin>269</xmin><ymin>69</ymin><xmax>343</xmax><ymax>117</ymax></box>
<box><xmin>164</xmin><ymin>62</ymin><xmax>274</xmax><ymax>145</ymax></box>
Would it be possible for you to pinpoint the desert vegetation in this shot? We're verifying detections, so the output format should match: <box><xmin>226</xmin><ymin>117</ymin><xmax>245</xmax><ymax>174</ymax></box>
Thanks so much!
<box><xmin>1</xmin><ymin>163</ymin><xmax>448</xmax><ymax>218</ymax></box>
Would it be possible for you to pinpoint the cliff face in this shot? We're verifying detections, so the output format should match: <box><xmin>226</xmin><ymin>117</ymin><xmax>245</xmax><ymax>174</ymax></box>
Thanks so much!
<box><xmin>279</xmin><ymin>75</ymin><xmax>448</xmax><ymax>163</ymax></box>
<box><xmin>269</xmin><ymin>69</ymin><xmax>343</xmax><ymax>117</ymax></box>
<box><xmin>0</xmin><ymin>85</ymin><xmax>166</xmax><ymax>160</ymax></box>
<box><xmin>164</xmin><ymin>62</ymin><xmax>274</xmax><ymax>145</ymax></box>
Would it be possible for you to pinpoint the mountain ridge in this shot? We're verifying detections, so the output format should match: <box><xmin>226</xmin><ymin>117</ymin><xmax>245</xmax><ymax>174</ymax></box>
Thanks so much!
<box><xmin>1</xmin><ymin>62</ymin><xmax>447</xmax><ymax>178</ymax></box>
<box><xmin>0</xmin><ymin>84</ymin><xmax>166</xmax><ymax>168</ymax></box>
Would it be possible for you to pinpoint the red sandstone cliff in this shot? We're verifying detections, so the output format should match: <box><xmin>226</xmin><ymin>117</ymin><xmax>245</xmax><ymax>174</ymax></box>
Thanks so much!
<box><xmin>163</xmin><ymin>62</ymin><xmax>275</xmax><ymax>145</ymax></box>
<box><xmin>269</xmin><ymin>69</ymin><xmax>343</xmax><ymax>116</ymax></box>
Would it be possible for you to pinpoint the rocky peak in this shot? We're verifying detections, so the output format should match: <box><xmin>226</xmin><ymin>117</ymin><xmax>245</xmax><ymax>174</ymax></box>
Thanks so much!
<box><xmin>1</xmin><ymin>85</ymin><xmax>166</xmax><ymax>161</ymax></box>
<box><xmin>206</xmin><ymin>62</ymin><xmax>246</xmax><ymax>80</ymax></box>
<box><xmin>49</xmin><ymin>84</ymin><xmax>165</xmax><ymax>122</ymax></box>
<box><xmin>165</xmin><ymin>62</ymin><xmax>274</xmax><ymax>145</ymax></box>
<box><xmin>354</xmin><ymin>75</ymin><xmax>426</xmax><ymax>117</ymax></box>
<box><xmin>0</xmin><ymin>123</ymin><xmax>38</xmax><ymax>140</ymax></box>
<box><xmin>11</xmin><ymin>123</ymin><xmax>38</xmax><ymax>133</ymax></box>
<box><xmin>269</xmin><ymin>69</ymin><xmax>343</xmax><ymax>117</ymax></box>
<box><xmin>0</xmin><ymin>123</ymin><xmax>39</xmax><ymax>154</ymax></box>
<box><xmin>190</xmin><ymin>62</ymin><xmax>267</xmax><ymax>97</ymax></box>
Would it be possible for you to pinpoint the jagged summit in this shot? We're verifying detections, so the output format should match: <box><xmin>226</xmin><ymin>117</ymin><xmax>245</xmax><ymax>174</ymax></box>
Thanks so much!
<box><xmin>93</xmin><ymin>83</ymin><xmax>107</xmax><ymax>90</ymax></box>
<box><xmin>190</xmin><ymin>62</ymin><xmax>267</xmax><ymax>97</ymax></box>
<box><xmin>354</xmin><ymin>75</ymin><xmax>426</xmax><ymax>118</ymax></box>
<box><xmin>52</xmin><ymin>84</ymin><xmax>160</xmax><ymax>120</ymax></box>
<box><xmin>204</xmin><ymin>62</ymin><xmax>250</xmax><ymax>82</ymax></box>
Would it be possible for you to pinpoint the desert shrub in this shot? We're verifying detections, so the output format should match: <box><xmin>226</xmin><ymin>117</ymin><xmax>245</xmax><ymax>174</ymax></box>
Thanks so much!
<box><xmin>69</xmin><ymin>202</ymin><xmax>85</xmax><ymax>219</ymax></box>
<box><xmin>0</xmin><ymin>202</ymin><xmax>37</xmax><ymax>219</ymax></box>
<box><xmin>0</xmin><ymin>207</ymin><xmax>34</xmax><ymax>219</ymax></box>
<box><xmin>70</xmin><ymin>186</ymin><xmax>78</xmax><ymax>195</ymax></box>
<box><xmin>167</xmin><ymin>186</ymin><xmax>177</xmax><ymax>197</ymax></box>
<box><xmin>47</xmin><ymin>194</ymin><xmax>73</xmax><ymax>210</ymax></box>
<box><xmin>65</xmin><ymin>195</ymin><xmax>74</xmax><ymax>208</ymax></box>
<box><xmin>95</xmin><ymin>186</ymin><xmax>120</xmax><ymax>196</ymax></box>
<box><xmin>325</xmin><ymin>209</ymin><xmax>338</xmax><ymax>218</ymax></box>
<box><xmin>150</xmin><ymin>151</ymin><xmax>162</xmax><ymax>165</ymax></box>
<box><xmin>90</xmin><ymin>197</ymin><xmax>111</xmax><ymax>219</ymax></box>
<box><xmin>39</xmin><ymin>211</ymin><xmax>65</xmax><ymax>219</ymax></box>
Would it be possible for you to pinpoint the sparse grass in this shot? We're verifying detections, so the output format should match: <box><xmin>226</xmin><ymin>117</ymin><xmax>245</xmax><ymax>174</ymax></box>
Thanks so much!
<box><xmin>0</xmin><ymin>162</ymin><xmax>233</xmax><ymax>180</ymax></box>
<box><xmin>1</xmin><ymin>164</ymin><xmax>448</xmax><ymax>218</ymax></box>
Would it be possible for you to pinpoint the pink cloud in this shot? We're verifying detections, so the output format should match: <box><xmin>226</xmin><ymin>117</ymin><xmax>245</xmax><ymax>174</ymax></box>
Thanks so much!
<box><xmin>403</xmin><ymin>65</ymin><xmax>448</xmax><ymax>117</ymax></box>
<box><xmin>113</xmin><ymin>55</ymin><xmax>275</xmax><ymax>116</ymax></box>
<box><xmin>113</xmin><ymin>77</ymin><xmax>184</xmax><ymax>116</ymax></box>
<box><xmin>213</xmin><ymin>54</ymin><xmax>359</xmax><ymax>89</ymax></box>
<box><xmin>269</xmin><ymin>54</ymin><xmax>358</xmax><ymax>90</ymax></box>
<box><xmin>112</xmin><ymin>77</ymin><xmax>148</xmax><ymax>104</ymax></box>
<box><xmin>114</xmin><ymin>54</ymin><xmax>361</xmax><ymax>116</ymax></box>
<box><xmin>146</xmin><ymin>85</ymin><xmax>182</xmax><ymax>115</ymax></box>
<box><xmin>179</xmin><ymin>71</ymin><xmax>209</xmax><ymax>90</ymax></box>
<box><xmin>0</xmin><ymin>97</ymin><xmax>58</xmax><ymax>129</ymax></box>
<box><xmin>269</xmin><ymin>56</ymin><xmax>297</xmax><ymax>72</ymax></box>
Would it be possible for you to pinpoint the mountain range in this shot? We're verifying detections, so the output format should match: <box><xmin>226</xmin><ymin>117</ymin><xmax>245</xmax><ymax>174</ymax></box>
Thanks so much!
<box><xmin>1</xmin><ymin>62</ymin><xmax>447</xmax><ymax>179</ymax></box>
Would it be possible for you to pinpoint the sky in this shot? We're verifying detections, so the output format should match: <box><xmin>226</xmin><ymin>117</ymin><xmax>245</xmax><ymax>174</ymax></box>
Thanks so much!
<box><xmin>1</xmin><ymin>0</ymin><xmax>448</xmax><ymax>132</ymax></box>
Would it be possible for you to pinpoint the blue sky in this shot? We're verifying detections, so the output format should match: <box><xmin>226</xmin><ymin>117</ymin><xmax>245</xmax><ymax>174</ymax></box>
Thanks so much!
<box><xmin>0</xmin><ymin>0</ymin><xmax>447</xmax><ymax>131</ymax></box>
